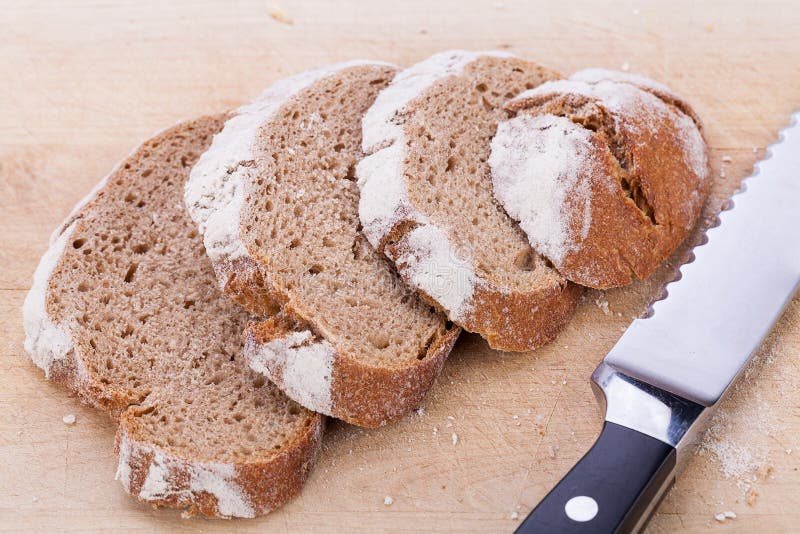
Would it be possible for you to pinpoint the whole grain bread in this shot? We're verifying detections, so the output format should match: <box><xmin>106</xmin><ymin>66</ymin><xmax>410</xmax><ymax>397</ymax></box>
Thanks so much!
<box><xmin>22</xmin><ymin>115</ymin><xmax>323</xmax><ymax>518</ymax></box>
<box><xmin>491</xmin><ymin>69</ymin><xmax>710</xmax><ymax>288</ymax></box>
<box><xmin>186</xmin><ymin>62</ymin><xmax>460</xmax><ymax>428</ymax></box>
<box><xmin>356</xmin><ymin>50</ymin><xmax>582</xmax><ymax>353</ymax></box>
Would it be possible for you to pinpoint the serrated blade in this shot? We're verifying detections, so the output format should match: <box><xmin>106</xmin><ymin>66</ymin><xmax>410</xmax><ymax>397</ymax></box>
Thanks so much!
<box><xmin>605</xmin><ymin>112</ymin><xmax>800</xmax><ymax>406</ymax></box>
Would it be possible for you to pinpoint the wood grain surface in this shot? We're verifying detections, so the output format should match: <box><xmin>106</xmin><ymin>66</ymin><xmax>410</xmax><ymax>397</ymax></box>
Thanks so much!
<box><xmin>2</xmin><ymin>1</ymin><xmax>799</xmax><ymax>532</ymax></box>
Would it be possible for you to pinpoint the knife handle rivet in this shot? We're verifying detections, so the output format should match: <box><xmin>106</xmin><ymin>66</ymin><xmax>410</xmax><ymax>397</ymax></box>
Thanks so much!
<box><xmin>564</xmin><ymin>495</ymin><xmax>598</xmax><ymax>522</ymax></box>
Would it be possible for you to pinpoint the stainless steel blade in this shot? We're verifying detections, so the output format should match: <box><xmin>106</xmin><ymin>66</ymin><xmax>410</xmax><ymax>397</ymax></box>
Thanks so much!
<box><xmin>605</xmin><ymin>112</ymin><xmax>800</xmax><ymax>406</ymax></box>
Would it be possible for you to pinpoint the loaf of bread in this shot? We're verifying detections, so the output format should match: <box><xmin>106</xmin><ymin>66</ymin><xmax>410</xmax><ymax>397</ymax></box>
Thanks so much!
<box><xmin>357</xmin><ymin>51</ymin><xmax>582</xmax><ymax>353</ymax></box>
<box><xmin>22</xmin><ymin>116</ymin><xmax>323</xmax><ymax>518</ymax></box>
<box><xmin>185</xmin><ymin>62</ymin><xmax>460</xmax><ymax>427</ymax></box>
<box><xmin>490</xmin><ymin>69</ymin><xmax>710</xmax><ymax>288</ymax></box>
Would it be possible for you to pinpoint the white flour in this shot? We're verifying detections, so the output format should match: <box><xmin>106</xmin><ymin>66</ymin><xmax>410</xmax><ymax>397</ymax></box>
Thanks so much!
<box><xmin>388</xmin><ymin>225</ymin><xmax>478</xmax><ymax>322</ymax></box>
<box><xmin>489</xmin><ymin>114</ymin><xmax>594</xmax><ymax>266</ymax></box>
<box><xmin>246</xmin><ymin>330</ymin><xmax>335</xmax><ymax>415</ymax></box>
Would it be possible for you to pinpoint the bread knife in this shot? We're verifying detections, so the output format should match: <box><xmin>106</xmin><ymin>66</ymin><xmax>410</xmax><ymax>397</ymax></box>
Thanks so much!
<box><xmin>516</xmin><ymin>112</ymin><xmax>800</xmax><ymax>533</ymax></box>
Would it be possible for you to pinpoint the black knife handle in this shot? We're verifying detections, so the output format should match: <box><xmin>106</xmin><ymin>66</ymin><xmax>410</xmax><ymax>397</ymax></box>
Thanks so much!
<box><xmin>515</xmin><ymin>422</ymin><xmax>676</xmax><ymax>534</ymax></box>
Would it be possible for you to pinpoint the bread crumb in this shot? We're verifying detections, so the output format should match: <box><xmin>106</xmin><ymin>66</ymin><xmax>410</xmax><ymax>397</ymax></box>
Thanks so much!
<box><xmin>722</xmin><ymin>155</ymin><xmax>733</xmax><ymax>163</ymax></box>
<box><xmin>714</xmin><ymin>510</ymin><xmax>736</xmax><ymax>522</ymax></box>
<box><xmin>62</xmin><ymin>414</ymin><xmax>76</xmax><ymax>425</ymax></box>
<box><xmin>414</xmin><ymin>407</ymin><xmax>426</xmax><ymax>417</ymax></box>
<box><xmin>452</xmin><ymin>432</ymin><xmax>458</xmax><ymax>446</ymax></box>
<box><xmin>756</xmin><ymin>464</ymin><xmax>774</xmax><ymax>480</ymax></box>
<box><xmin>548</xmin><ymin>445</ymin><xmax>560</xmax><ymax>459</ymax></box>
<box><xmin>595</xmin><ymin>297</ymin><xmax>611</xmax><ymax>315</ymax></box>
<box><xmin>746</xmin><ymin>488</ymin><xmax>759</xmax><ymax>506</ymax></box>
<box><xmin>268</xmin><ymin>5</ymin><xmax>293</xmax><ymax>25</ymax></box>
<box><xmin>510</xmin><ymin>511</ymin><xmax>519</xmax><ymax>519</ymax></box>
<box><xmin>384</xmin><ymin>496</ymin><xmax>394</xmax><ymax>506</ymax></box>
<box><xmin>621</xmin><ymin>62</ymin><xmax>630</xmax><ymax>72</ymax></box>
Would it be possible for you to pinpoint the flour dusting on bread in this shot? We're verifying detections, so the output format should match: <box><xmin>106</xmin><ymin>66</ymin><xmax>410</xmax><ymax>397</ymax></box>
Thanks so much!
<box><xmin>246</xmin><ymin>331</ymin><xmax>335</xmax><ymax>414</ymax></box>
<box><xmin>388</xmin><ymin>225</ymin><xmax>478</xmax><ymax>322</ymax></box>
<box><xmin>355</xmin><ymin>141</ymin><xmax>429</xmax><ymax>247</ymax></box>
<box><xmin>22</xmin><ymin>221</ymin><xmax>77</xmax><ymax>377</ymax></box>
<box><xmin>489</xmin><ymin>114</ymin><xmax>594</xmax><ymax>265</ymax></box>
<box><xmin>117</xmin><ymin>429</ymin><xmax>256</xmax><ymax>518</ymax></box>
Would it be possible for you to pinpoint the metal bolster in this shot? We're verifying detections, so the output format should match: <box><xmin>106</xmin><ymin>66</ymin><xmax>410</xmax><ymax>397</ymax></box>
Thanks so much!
<box><xmin>591</xmin><ymin>362</ymin><xmax>711</xmax><ymax>472</ymax></box>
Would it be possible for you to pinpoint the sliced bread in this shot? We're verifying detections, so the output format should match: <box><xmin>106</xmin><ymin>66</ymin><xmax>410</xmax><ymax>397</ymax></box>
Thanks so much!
<box><xmin>356</xmin><ymin>50</ymin><xmax>582</xmax><ymax>353</ymax></box>
<box><xmin>22</xmin><ymin>115</ymin><xmax>323</xmax><ymax>518</ymax></box>
<box><xmin>491</xmin><ymin>69</ymin><xmax>710</xmax><ymax>288</ymax></box>
<box><xmin>185</xmin><ymin>62</ymin><xmax>460</xmax><ymax>428</ymax></box>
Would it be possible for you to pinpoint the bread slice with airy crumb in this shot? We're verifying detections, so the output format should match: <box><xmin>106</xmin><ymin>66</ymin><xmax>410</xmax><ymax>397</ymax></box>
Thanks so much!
<box><xmin>491</xmin><ymin>69</ymin><xmax>710</xmax><ymax>288</ymax></box>
<box><xmin>186</xmin><ymin>62</ymin><xmax>460</xmax><ymax>428</ymax></box>
<box><xmin>356</xmin><ymin>50</ymin><xmax>582</xmax><ymax>353</ymax></box>
<box><xmin>22</xmin><ymin>115</ymin><xmax>323</xmax><ymax>518</ymax></box>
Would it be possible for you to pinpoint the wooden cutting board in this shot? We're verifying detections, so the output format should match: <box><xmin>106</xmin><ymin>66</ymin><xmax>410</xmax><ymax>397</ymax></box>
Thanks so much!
<box><xmin>2</xmin><ymin>1</ymin><xmax>799</xmax><ymax>531</ymax></box>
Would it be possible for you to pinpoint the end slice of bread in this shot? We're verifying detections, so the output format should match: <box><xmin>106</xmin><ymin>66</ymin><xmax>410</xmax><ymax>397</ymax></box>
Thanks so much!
<box><xmin>22</xmin><ymin>115</ymin><xmax>324</xmax><ymax>518</ymax></box>
<box><xmin>492</xmin><ymin>71</ymin><xmax>710</xmax><ymax>288</ymax></box>
<box><xmin>356</xmin><ymin>51</ymin><xmax>582</xmax><ymax>353</ymax></box>
<box><xmin>186</xmin><ymin>62</ymin><xmax>460</xmax><ymax>427</ymax></box>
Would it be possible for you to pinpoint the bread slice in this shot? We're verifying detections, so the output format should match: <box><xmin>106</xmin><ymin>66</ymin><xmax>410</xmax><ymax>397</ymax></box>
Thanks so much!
<box><xmin>356</xmin><ymin>50</ymin><xmax>582</xmax><ymax>353</ymax></box>
<box><xmin>491</xmin><ymin>69</ymin><xmax>710</xmax><ymax>288</ymax></box>
<box><xmin>185</xmin><ymin>62</ymin><xmax>460</xmax><ymax>428</ymax></box>
<box><xmin>22</xmin><ymin>115</ymin><xmax>323</xmax><ymax>518</ymax></box>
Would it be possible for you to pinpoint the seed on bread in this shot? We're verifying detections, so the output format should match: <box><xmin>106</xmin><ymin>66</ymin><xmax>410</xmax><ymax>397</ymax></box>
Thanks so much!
<box><xmin>23</xmin><ymin>115</ymin><xmax>324</xmax><ymax>518</ymax></box>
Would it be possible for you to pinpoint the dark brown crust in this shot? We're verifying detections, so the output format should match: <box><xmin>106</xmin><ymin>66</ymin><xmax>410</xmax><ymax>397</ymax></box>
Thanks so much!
<box><xmin>213</xmin><ymin>256</ymin><xmax>286</xmax><ymax>317</ymax></box>
<box><xmin>48</xmin><ymin>350</ymin><xmax>131</xmax><ymax>417</ymax></box>
<box><xmin>116</xmin><ymin>408</ymin><xmax>324</xmax><ymax>517</ymax></box>
<box><xmin>506</xmin><ymin>81</ymin><xmax>711</xmax><ymax>289</ymax></box>
<box><xmin>244</xmin><ymin>316</ymin><xmax>461</xmax><ymax>428</ymax></box>
<box><xmin>384</xmin><ymin>233</ymin><xmax>582</xmax><ymax>353</ymax></box>
<box><xmin>31</xmin><ymin>115</ymin><xmax>324</xmax><ymax>518</ymax></box>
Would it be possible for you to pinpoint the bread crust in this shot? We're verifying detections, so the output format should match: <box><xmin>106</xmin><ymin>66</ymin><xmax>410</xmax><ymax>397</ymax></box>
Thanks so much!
<box><xmin>357</xmin><ymin>51</ymin><xmax>581</xmax><ymax>352</ymax></box>
<box><xmin>116</xmin><ymin>408</ymin><xmax>323</xmax><ymax>518</ymax></box>
<box><xmin>388</xmin><ymin>228</ymin><xmax>583</xmax><ymax>352</ymax></box>
<box><xmin>245</xmin><ymin>316</ymin><xmax>459</xmax><ymax>427</ymax></box>
<box><xmin>498</xmin><ymin>72</ymin><xmax>711</xmax><ymax>288</ymax></box>
<box><xmin>22</xmin><ymin>116</ymin><xmax>325</xmax><ymax>518</ymax></box>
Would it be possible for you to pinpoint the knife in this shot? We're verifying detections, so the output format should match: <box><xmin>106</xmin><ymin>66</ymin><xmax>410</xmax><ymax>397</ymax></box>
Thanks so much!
<box><xmin>516</xmin><ymin>111</ymin><xmax>800</xmax><ymax>533</ymax></box>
